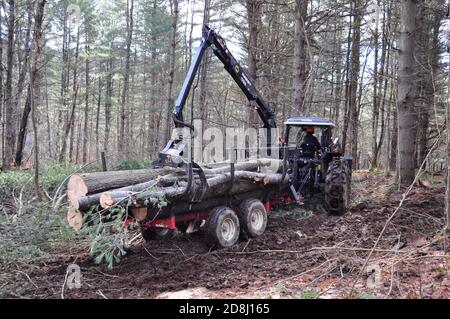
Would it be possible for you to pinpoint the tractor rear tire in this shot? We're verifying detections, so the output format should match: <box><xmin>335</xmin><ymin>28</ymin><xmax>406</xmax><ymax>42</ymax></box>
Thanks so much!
<box><xmin>238</xmin><ymin>199</ymin><xmax>267</xmax><ymax>238</ymax></box>
<box><xmin>205</xmin><ymin>206</ymin><xmax>240</xmax><ymax>248</ymax></box>
<box><xmin>141</xmin><ymin>227</ymin><xmax>173</xmax><ymax>241</ymax></box>
<box><xmin>325</xmin><ymin>159</ymin><xmax>351</xmax><ymax>215</ymax></box>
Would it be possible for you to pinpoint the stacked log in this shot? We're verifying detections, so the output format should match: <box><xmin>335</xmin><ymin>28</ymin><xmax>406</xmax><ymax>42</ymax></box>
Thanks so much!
<box><xmin>66</xmin><ymin>159</ymin><xmax>285</xmax><ymax>230</ymax></box>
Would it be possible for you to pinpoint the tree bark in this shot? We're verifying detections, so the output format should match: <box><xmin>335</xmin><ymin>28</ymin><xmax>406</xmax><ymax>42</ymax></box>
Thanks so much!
<box><xmin>349</xmin><ymin>0</ymin><xmax>362</xmax><ymax>165</ymax></box>
<box><xmin>83</xmin><ymin>28</ymin><xmax>91</xmax><ymax>164</ymax></box>
<box><xmin>30</xmin><ymin>0</ymin><xmax>47</xmax><ymax>200</ymax></box>
<box><xmin>100</xmin><ymin>171</ymin><xmax>289</xmax><ymax>209</ymax></box>
<box><xmin>69</xmin><ymin>26</ymin><xmax>81</xmax><ymax>163</ymax></box>
<box><xmin>199</xmin><ymin>0</ymin><xmax>210</xmax><ymax>130</ymax></box>
<box><xmin>14</xmin><ymin>0</ymin><xmax>33</xmax><ymax>167</ymax></box>
<box><xmin>291</xmin><ymin>0</ymin><xmax>308</xmax><ymax>116</ymax></box>
<box><xmin>104</xmin><ymin>47</ymin><xmax>113</xmax><ymax>153</ymax></box>
<box><xmin>163</xmin><ymin>0</ymin><xmax>179</xmax><ymax>145</ymax></box>
<box><xmin>59</xmin><ymin>80</ymin><xmax>80</xmax><ymax>163</ymax></box>
<box><xmin>119</xmin><ymin>0</ymin><xmax>134</xmax><ymax>154</ymax></box>
<box><xmin>246</xmin><ymin>0</ymin><xmax>262</xmax><ymax>126</ymax></box>
<box><xmin>3</xmin><ymin>0</ymin><xmax>15</xmax><ymax>169</ymax></box>
<box><xmin>397</xmin><ymin>0</ymin><xmax>418</xmax><ymax>184</ymax></box>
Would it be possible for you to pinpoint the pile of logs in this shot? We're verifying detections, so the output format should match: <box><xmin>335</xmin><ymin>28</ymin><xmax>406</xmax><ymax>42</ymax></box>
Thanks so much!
<box><xmin>67</xmin><ymin>159</ymin><xmax>286</xmax><ymax>230</ymax></box>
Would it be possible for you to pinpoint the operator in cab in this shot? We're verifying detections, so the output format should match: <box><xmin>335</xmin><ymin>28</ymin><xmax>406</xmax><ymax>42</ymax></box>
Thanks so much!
<box><xmin>301</xmin><ymin>127</ymin><xmax>321</xmax><ymax>156</ymax></box>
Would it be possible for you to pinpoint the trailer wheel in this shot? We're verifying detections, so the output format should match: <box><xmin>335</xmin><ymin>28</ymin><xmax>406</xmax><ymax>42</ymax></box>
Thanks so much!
<box><xmin>205</xmin><ymin>207</ymin><xmax>240</xmax><ymax>248</ymax></box>
<box><xmin>238</xmin><ymin>199</ymin><xmax>267</xmax><ymax>238</ymax></box>
<box><xmin>141</xmin><ymin>227</ymin><xmax>173</xmax><ymax>241</ymax></box>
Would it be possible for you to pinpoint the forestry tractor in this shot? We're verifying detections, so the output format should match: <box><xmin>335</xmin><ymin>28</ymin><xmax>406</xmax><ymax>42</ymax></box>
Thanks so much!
<box><xmin>140</xmin><ymin>25</ymin><xmax>353</xmax><ymax>247</ymax></box>
<box><xmin>71</xmin><ymin>25</ymin><xmax>351</xmax><ymax>248</ymax></box>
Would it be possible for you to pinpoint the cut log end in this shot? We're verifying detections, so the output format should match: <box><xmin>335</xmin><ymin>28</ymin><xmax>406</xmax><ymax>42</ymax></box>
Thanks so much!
<box><xmin>67</xmin><ymin>174</ymin><xmax>88</xmax><ymax>209</ymax></box>
<box><xmin>67</xmin><ymin>207</ymin><xmax>83</xmax><ymax>231</ymax></box>
<box><xmin>130</xmin><ymin>207</ymin><xmax>148</xmax><ymax>222</ymax></box>
<box><xmin>100</xmin><ymin>192</ymin><xmax>115</xmax><ymax>209</ymax></box>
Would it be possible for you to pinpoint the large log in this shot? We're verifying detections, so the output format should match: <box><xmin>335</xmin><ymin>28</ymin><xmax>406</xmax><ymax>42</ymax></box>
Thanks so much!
<box><xmin>74</xmin><ymin>158</ymin><xmax>282</xmax><ymax>210</ymax></box>
<box><xmin>67</xmin><ymin>158</ymin><xmax>283</xmax><ymax>229</ymax></box>
<box><xmin>99</xmin><ymin>171</ymin><xmax>289</xmax><ymax>209</ymax></box>
<box><xmin>67</xmin><ymin>167</ymin><xmax>180</xmax><ymax>209</ymax></box>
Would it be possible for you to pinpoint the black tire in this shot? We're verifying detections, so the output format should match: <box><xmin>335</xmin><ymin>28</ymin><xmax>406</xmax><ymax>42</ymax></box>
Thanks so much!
<box><xmin>238</xmin><ymin>199</ymin><xmax>267</xmax><ymax>238</ymax></box>
<box><xmin>205</xmin><ymin>207</ymin><xmax>240</xmax><ymax>248</ymax></box>
<box><xmin>325</xmin><ymin>159</ymin><xmax>351</xmax><ymax>215</ymax></box>
<box><xmin>141</xmin><ymin>227</ymin><xmax>173</xmax><ymax>241</ymax></box>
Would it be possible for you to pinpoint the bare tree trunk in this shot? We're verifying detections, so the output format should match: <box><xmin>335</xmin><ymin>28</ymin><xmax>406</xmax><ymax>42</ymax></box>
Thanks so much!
<box><xmin>245</xmin><ymin>0</ymin><xmax>262</xmax><ymax>126</ymax></box>
<box><xmin>199</xmin><ymin>0</ymin><xmax>210</xmax><ymax>129</ymax></box>
<box><xmin>446</xmin><ymin>0</ymin><xmax>450</xmax><ymax>237</ymax></box>
<box><xmin>163</xmin><ymin>0</ymin><xmax>179</xmax><ymax>144</ymax></box>
<box><xmin>0</xmin><ymin>1</ymin><xmax>4</xmax><ymax>165</ymax></box>
<box><xmin>104</xmin><ymin>50</ymin><xmax>113</xmax><ymax>153</ymax></box>
<box><xmin>332</xmin><ymin>19</ymin><xmax>343</xmax><ymax>129</ymax></box>
<box><xmin>341</xmin><ymin>5</ymin><xmax>353</xmax><ymax>154</ymax></box>
<box><xmin>95</xmin><ymin>77</ymin><xmax>101</xmax><ymax>157</ymax></box>
<box><xmin>59</xmin><ymin>81</ymin><xmax>80</xmax><ymax>163</ymax></box>
<box><xmin>67</xmin><ymin>26</ymin><xmax>81</xmax><ymax>163</ymax></box>
<box><xmin>349</xmin><ymin>0</ymin><xmax>362</xmax><ymax>164</ymax></box>
<box><xmin>119</xmin><ymin>0</ymin><xmax>134</xmax><ymax>154</ymax></box>
<box><xmin>3</xmin><ymin>0</ymin><xmax>15</xmax><ymax>169</ymax></box>
<box><xmin>370</xmin><ymin>0</ymin><xmax>381</xmax><ymax>170</ymax></box>
<box><xmin>397</xmin><ymin>0</ymin><xmax>418</xmax><ymax>184</ymax></box>
<box><xmin>291</xmin><ymin>0</ymin><xmax>308</xmax><ymax>116</ymax></box>
<box><xmin>30</xmin><ymin>0</ymin><xmax>46</xmax><ymax>200</ymax></box>
<box><xmin>58</xmin><ymin>12</ymin><xmax>70</xmax><ymax>159</ymax></box>
<box><xmin>44</xmin><ymin>73</ymin><xmax>52</xmax><ymax>158</ymax></box>
<box><xmin>83</xmin><ymin>29</ymin><xmax>91</xmax><ymax>164</ymax></box>
<box><xmin>150</xmin><ymin>0</ymin><xmax>159</xmax><ymax>155</ymax></box>
<box><xmin>14</xmin><ymin>0</ymin><xmax>33</xmax><ymax>167</ymax></box>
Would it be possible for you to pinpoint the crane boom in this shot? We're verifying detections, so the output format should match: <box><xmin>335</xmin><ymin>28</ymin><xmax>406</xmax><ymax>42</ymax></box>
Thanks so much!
<box><xmin>155</xmin><ymin>25</ymin><xmax>276</xmax><ymax>168</ymax></box>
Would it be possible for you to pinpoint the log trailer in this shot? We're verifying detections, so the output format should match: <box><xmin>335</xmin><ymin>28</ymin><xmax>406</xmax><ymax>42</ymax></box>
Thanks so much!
<box><xmin>67</xmin><ymin>26</ymin><xmax>352</xmax><ymax>249</ymax></box>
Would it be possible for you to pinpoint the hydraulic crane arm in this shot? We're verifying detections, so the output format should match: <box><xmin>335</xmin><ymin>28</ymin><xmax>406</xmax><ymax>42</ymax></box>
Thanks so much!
<box><xmin>172</xmin><ymin>25</ymin><xmax>277</xmax><ymax>130</ymax></box>
<box><xmin>154</xmin><ymin>25</ymin><xmax>276</xmax><ymax>168</ymax></box>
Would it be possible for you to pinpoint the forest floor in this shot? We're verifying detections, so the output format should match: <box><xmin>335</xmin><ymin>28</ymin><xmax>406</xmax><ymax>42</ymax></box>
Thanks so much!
<box><xmin>0</xmin><ymin>170</ymin><xmax>449</xmax><ymax>299</ymax></box>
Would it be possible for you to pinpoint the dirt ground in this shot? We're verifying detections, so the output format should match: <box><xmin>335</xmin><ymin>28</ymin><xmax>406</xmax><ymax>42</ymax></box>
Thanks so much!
<box><xmin>1</xmin><ymin>171</ymin><xmax>449</xmax><ymax>299</ymax></box>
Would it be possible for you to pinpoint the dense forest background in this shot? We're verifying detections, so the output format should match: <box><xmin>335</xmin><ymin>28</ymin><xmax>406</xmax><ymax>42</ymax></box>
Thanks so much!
<box><xmin>0</xmin><ymin>0</ymin><xmax>448</xmax><ymax>185</ymax></box>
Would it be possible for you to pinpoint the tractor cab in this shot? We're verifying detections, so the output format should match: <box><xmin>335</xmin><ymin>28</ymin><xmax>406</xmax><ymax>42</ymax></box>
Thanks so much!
<box><xmin>282</xmin><ymin>117</ymin><xmax>346</xmax><ymax>198</ymax></box>
<box><xmin>283</xmin><ymin>117</ymin><xmax>339</xmax><ymax>159</ymax></box>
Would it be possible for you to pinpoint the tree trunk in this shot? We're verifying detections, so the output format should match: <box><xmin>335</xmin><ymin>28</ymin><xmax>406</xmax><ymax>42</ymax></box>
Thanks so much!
<box><xmin>14</xmin><ymin>0</ymin><xmax>33</xmax><ymax>167</ymax></box>
<box><xmin>149</xmin><ymin>0</ymin><xmax>159</xmax><ymax>155</ymax></box>
<box><xmin>163</xmin><ymin>0</ymin><xmax>179</xmax><ymax>145</ymax></box>
<box><xmin>246</xmin><ymin>0</ymin><xmax>262</xmax><ymax>126</ymax></box>
<box><xmin>397</xmin><ymin>0</ymin><xmax>418</xmax><ymax>184</ymax></box>
<box><xmin>349</xmin><ymin>0</ymin><xmax>362</xmax><ymax>165</ymax></box>
<box><xmin>104</xmin><ymin>47</ymin><xmax>113</xmax><ymax>153</ymax></box>
<box><xmin>67</xmin><ymin>167</ymin><xmax>182</xmax><ymax>207</ymax></box>
<box><xmin>83</xmin><ymin>29</ymin><xmax>91</xmax><ymax>164</ymax></box>
<box><xmin>0</xmin><ymin>1</ymin><xmax>3</xmax><ymax>165</ymax></box>
<box><xmin>3</xmin><ymin>0</ymin><xmax>15</xmax><ymax>169</ymax></box>
<box><xmin>291</xmin><ymin>0</ymin><xmax>308</xmax><ymax>116</ymax></box>
<box><xmin>370</xmin><ymin>0</ymin><xmax>381</xmax><ymax>170</ymax></box>
<box><xmin>59</xmin><ymin>81</ymin><xmax>80</xmax><ymax>163</ymax></box>
<box><xmin>101</xmin><ymin>171</ymin><xmax>289</xmax><ymax>210</ymax></box>
<box><xmin>341</xmin><ymin>5</ymin><xmax>353</xmax><ymax>154</ymax></box>
<box><xmin>199</xmin><ymin>0</ymin><xmax>210</xmax><ymax>130</ymax></box>
<box><xmin>30</xmin><ymin>0</ymin><xmax>46</xmax><ymax>200</ymax></box>
<box><xmin>119</xmin><ymin>0</ymin><xmax>134</xmax><ymax>154</ymax></box>
<box><xmin>66</xmin><ymin>26</ymin><xmax>81</xmax><ymax>163</ymax></box>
